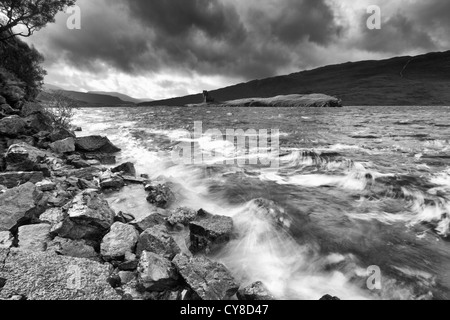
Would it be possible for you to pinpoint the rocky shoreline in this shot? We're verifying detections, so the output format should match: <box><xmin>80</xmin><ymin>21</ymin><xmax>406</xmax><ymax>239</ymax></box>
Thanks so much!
<box><xmin>0</xmin><ymin>81</ymin><xmax>337</xmax><ymax>301</ymax></box>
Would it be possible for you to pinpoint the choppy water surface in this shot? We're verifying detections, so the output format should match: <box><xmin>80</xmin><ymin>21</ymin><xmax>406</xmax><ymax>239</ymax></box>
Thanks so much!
<box><xmin>73</xmin><ymin>105</ymin><xmax>450</xmax><ymax>300</ymax></box>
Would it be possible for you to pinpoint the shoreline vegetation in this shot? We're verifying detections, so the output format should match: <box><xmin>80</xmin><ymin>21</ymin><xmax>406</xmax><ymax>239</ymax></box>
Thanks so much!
<box><xmin>0</xmin><ymin>70</ymin><xmax>337</xmax><ymax>301</ymax></box>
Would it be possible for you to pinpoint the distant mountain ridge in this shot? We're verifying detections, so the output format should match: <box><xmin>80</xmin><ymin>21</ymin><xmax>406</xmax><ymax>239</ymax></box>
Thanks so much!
<box><xmin>139</xmin><ymin>50</ymin><xmax>450</xmax><ymax>106</ymax></box>
<box><xmin>39</xmin><ymin>86</ymin><xmax>151</xmax><ymax>106</ymax></box>
<box><xmin>88</xmin><ymin>91</ymin><xmax>152</xmax><ymax>103</ymax></box>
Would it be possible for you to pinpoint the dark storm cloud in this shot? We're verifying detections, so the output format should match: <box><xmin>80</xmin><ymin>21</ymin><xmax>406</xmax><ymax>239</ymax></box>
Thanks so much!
<box><xmin>37</xmin><ymin>0</ymin><xmax>342</xmax><ymax>79</ymax></box>
<box><xmin>357</xmin><ymin>12</ymin><xmax>437</xmax><ymax>53</ymax></box>
<box><xmin>248</xmin><ymin>0</ymin><xmax>342</xmax><ymax>45</ymax></box>
<box><xmin>34</xmin><ymin>0</ymin><xmax>450</xmax><ymax>83</ymax></box>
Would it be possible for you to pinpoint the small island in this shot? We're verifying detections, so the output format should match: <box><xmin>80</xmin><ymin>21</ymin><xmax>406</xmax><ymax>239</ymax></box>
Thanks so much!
<box><xmin>186</xmin><ymin>91</ymin><xmax>342</xmax><ymax>108</ymax></box>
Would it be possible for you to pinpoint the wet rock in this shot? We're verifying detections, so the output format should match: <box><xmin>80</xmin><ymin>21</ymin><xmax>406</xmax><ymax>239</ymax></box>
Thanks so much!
<box><xmin>100</xmin><ymin>171</ymin><xmax>124</xmax><ymax>190</ymax></box>
<box><xmin>320</xmin><ymin>294</ymin><xmax>341</xmax><ymax>301</ymax></box>
<box><xmin>131</xmin><ymin>212</ymin><xmax>168</xmax><ymax>233</ymax></box>
<box><xmin>0</xmin><ymin>248</ymin><xmax>121</xmax><ymax>300</ymax></box>
<box><xmin>167</xmin><ymin>207</ymin><xmax>198</xmax><ymax>226</ymax></box>
<box><xmin>248</xmin><ymin>198</ymin><xmax>292</xmax><ymax>228</ymax></box>
<box><xmin>189</xmin><ymin>211</ymin><xmax>233</xmax><ymax>254</ymax></box>
<box><xmin>0</xmin><ymin>116</ymin><xmax>27</xmax><ymax>137</ymax></box>
<box><xmin>136</xmin><ymin>225</ymin><xmax>181</xmax><ymax>260</ymax></box>
<box><xmin>237</xmin><ymin>282</ymin><xmax>275</xmax><ymax>300</ymax></box>
<box><xmin>58</xmin><ymin>189</ymin><xmax>115</xmax><ymax>241</ymax></box>
<box><xmin>50</xmin><ymin>138</ymin><xmax>75</xmax><ymax>154</ymax></box>
<box><xmin>112</xmin><ymin>162</ymin><xmax>136</xmax><ymax>177</ymax></box>
<box><xmin>0</xmin><ymin>182</ymin><xmax>45</xmax><ymax>231</ymax></box>
<box><xmin>49</xmin><ymin>127</ymin><xmax>75</xmax><ymax>143</ymax></box>
<box><xmin>48</xmin><ymin>237</ymin><xmax>99</xmax><ymax>261</ymax></box>
<box><xmin>100</xmin><ymin>222</ymin><xmax>139</xmax><ymax>261</ymax></box>
<box><xmin>35</xmin><ymin>179</ymin><xmax>56</xmax><ymax>192</ymax></box>
<box><xmin>173</xmin><ymin>254</ymin><xmax>239</xmax><ymax>301</ymax></box>
<box><xmin>0</xmin><ymin>231</ymin><xmax>13</xmax><ymax>248</ymax></box>
<box><xmin>75</xmin><ymin>136</ymin><xmax>121</xmax><ymax>154</ymax></box>
<box><xmin>17</xmin><ymin>224</ymin><xmax>51</xmax><ymax>252</ymax></box>
<box><xmin>5</xmin><ymin>143</ymin><xmax>47</xmax><ymax>172</ymax></box>
<box><xmin>84</xmin><ymin>153</ymin><xmax>116</xmax><ymax>165</ymax></box>
<box><xmin>0</xmin><ymin>171</ymin><xmax>44</xmax><ymax>189</ymax></box>
<box><xmin>137</xmin><ymin>251</ymin><xmax>179</xmax><ymax>292</ymax></box>
<box><xmin>145</xmin><ymin>183</ymin><xmax>175</xmax><ymax>209</ymax></box>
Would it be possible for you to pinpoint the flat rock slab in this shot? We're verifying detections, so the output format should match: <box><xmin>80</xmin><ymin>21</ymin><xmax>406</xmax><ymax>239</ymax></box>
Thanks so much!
<box><xmin>75</xmin><ymin>136</ymin><xmax>121</xmax><ymax>154</ymax></box>
<box><xmin>0</xmin><ymin>171</ymin><xmax>44</xmax><ymax>189</ymax></box>
<box><xmin>0</xmin><ymin>182</ymin><xmax>44</xmax><ymax>232</ymax></box>
<box><xmin>173</xmin><ymin>254</ymin><xmax>239</xmax><ymax>301</ymax></box>
<box><xmin>0</xmin><ymin>248</ymin><xmax>120</xmax><ymax>300</ymax></box>
<box><xmin>136</xmin><ymin>225</ymin><xmax>181</xmax><ymax>260</ymax></box>
<box><xmin>189</xmin><ymin>213</ymin><xmax>234</xmax><ymax>254</ymax></box>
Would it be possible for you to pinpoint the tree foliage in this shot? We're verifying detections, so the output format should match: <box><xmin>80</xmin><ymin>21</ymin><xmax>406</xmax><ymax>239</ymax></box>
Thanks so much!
<box><xmin>0</xmin><ymin>37</ymin><xmax>46</xmax><ymax>99</ymax></box>
<box><xmin>44</xmin><ymin>91</ymin><xmax>81</xmax><ymax>129</ymax></box>
<box><xmin>0</xmin><ymin>0</ymin><xmax>76</xmax><ymax>41</ymax></box>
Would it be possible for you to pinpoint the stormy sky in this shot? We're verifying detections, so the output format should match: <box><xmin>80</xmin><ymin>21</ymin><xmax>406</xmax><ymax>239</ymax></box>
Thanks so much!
<box><xmin>26</xmin><ymin>0</ymin><xmax>450</xmax><ymax>100</ymax></box>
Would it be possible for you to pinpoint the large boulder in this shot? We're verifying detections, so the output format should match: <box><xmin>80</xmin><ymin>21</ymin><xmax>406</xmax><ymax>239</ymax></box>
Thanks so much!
<box><xmin>167</xmin><ymin>207</ymin><xmax>198</xmax><ymax>226</ymax></box>
<box><xmin>145</xmin><ymin>183</ymin><xmax>175</xmax><ymax>209</ymax></box>
<box><xmin>17</xmin><ymin>224</ymin><xmax>51</xmax><ymax>252</ymax></box>
<box><xmin>75</xmin><ymin>136</ymin><xmax>121</xmax><ymax>154</ymax></box>
<box><xmin>188</xmin><ymin>210</ymin><xmax>234</xmax><ymax>254</ymax></box>
<box><xmin>131</xmin><ymin>212</ymin><xmax>168</xmax><ymax>233</ymax></box>
<box><xmin>49</xmin><ymin>127</ymin><xmax>76</xmax><ymax>142</ymax></box>
<box><xmin>5</xmin><ymin>143</ymin><xmax>47</xmax><ymax>172</ymax></box>
<box><xmin>237</xmin><ymin>281</ymin><xmax>275</xmax><ymax>300</ymax></box>
<box><xmin>0</xmin><ymin>171</ymin><xmax>44</xmax><ymax>189</ymax></box>
<box><xmin>137</xmin><ymin>251</ymin><xmax>179</xmax><ymax>292</ymax></box>
<box><xmin>173</xmin><ymin>254</ymin><xmax>239</xmax><ymax>300</ymax></box>
<box><xmin>56</xmin><ymin>189</ymin><xmax>115</xmax><ymax>241</ymax></box>
<box><xmin>0</xmin><ymin>116</ymin><xmax>27</xmax><ymax>137</ymax></box>
<box><xmin>0</xmin><ymin>182</ymin><xmax>45</xmax><ymax>232</ymax></box>
<box><xmin>0</xmin><ymin>248</ymin><xmax>121</xmax><ymax>300</ymax></box>
<box><xmin>136</xmin><ymin>225</ymin><xmax>181</xmax><ymax>260</ymax></box>
<box><xmin>50</xmin><ymin>138</ymin><xmax>75</xmax><ymax>154</ymax></box>
<box><xmin>112</xmin><ymin>162</ymin><xmax>136</xmax><ymax>177</ymax></box>
<box><xmin>100</xmin><ymin>222</ymin><xmax>139</xmax><ymax>261</ymax></box>
<box><xmin>100</xmin><ymin>171</ymin><xmax>124</xmax><ymax>190</ymax></box>
<box><xmin>48</xmin><ymin>237</ymin><xmax>99</xmax><ymax>261</ymax></box>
